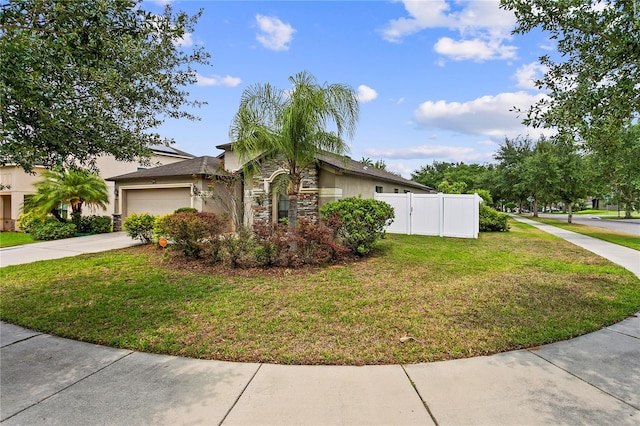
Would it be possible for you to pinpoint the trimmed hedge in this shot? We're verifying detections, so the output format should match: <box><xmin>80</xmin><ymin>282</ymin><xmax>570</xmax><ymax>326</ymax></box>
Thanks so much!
<box><xmin>320</xmin><ymin>197</ymin><xmax>395</xmax><ymax>255</ymax></box>
<box><xmin>30</xmin><ymin>218</ymin><xmax>76</xmax><ymax>240</ymax></box>
<box><xmin>123</xmin><ymin>213</ymin><xmax>156</xmax><ymax>244</ymax></box>
<box><xmin>479</xmin><ymin>205</ymin><xmax>510</xmax><ymax>232</ymax></box>
<box><xmin>77</xmin><ymin>215</ymin><xmax>112</xmax><ymax>234</ymax></box>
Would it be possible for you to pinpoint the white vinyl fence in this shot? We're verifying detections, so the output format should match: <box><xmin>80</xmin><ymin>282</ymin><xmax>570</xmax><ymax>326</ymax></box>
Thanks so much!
<box><xmin>374</xmin><ymin>192</ymin><xmax>481</xmax><ymax>239</ymax></box>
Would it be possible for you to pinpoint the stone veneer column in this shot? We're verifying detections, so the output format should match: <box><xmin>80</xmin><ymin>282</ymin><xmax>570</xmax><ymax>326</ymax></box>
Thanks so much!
<box><xmin>112</xmin><ymin>214</ymin><xmax>122</xmax><ymax>232</ymax></box>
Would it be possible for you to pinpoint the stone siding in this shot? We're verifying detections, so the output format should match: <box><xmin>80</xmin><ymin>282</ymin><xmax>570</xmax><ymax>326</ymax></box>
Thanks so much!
<box><xmin>248</xmin><ymin>157</ymin><xmax>320</xmax><ymax>225</ymax></box>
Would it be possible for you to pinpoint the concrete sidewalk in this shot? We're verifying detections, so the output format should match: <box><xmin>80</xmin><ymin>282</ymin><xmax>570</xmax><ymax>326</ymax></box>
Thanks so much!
<box><xmin>1</xmin><ymin>221</ymin><xmax>639</xmax><ymax>424</ymax></box>
<box><xmin>2</xmin><ymin>318</ymin><xmax>639</xmax><ymax>425</ymax></box>
<box><xmin>0</xmin><ymin>232</ymin><xmax>141</xmax><ymax>267</ymax></box>
<box><xmin>511</xmin><ymin>215</ymin><xmax>640</xmax><ymax>278</ymax></box>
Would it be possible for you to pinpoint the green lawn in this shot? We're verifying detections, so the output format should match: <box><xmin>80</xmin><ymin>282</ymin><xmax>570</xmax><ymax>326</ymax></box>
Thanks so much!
<box><xmin>1</xmin><ymin>220</ymin><xmax>639</xmax><ymax>365</ymax></box>
<box><xmin>530</xmin><ymin>217</ymin><xmax>640</xmax><ymax>251</ymax></box>
<box><xmin>0</xmin><ymin>232</ymin><xmax>35</xmax><ymax>248</ymax></box>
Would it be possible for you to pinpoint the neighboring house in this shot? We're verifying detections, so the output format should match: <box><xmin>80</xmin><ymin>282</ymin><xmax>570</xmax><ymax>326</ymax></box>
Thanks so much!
<box><xmin>0</xmin><ymin>145</ymin><xmax>193</xmax><ymax>231</ymax></box>
<box><xmin>107</xmin><ymin>156</ymin><xmax>240</xmax><ymax>230</ymax></box>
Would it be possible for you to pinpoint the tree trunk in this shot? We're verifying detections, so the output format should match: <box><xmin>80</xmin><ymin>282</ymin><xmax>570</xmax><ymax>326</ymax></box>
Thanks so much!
<box><xmin>288</xmin><ymin>193</ymin><xmax>298</xmax><ymax>229</ymax></box>
<box><xmin>567</xmin><ymin>202</ymin><xmax>573</xmax><ymax>224</ymax></box>
<box><xmin>288</xmin><ymin>192</ymin><xmax>298</xmax><ymax>253</ymax></box>
<box><xmin>533</xmin><ymin>199</ymin><xmax>539</xmax><ymax>217</ymax></box>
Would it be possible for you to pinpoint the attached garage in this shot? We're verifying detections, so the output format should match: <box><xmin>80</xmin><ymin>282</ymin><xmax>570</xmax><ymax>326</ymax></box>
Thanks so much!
<box><xmin>124</xmin><ymin>186</ymin><xmax>191</xmax><ymax>216</ymax></box>
<box><xmin>107</xmin><ymin>156</ymin><xmax>242</xmax><ymax>230</ymax></box>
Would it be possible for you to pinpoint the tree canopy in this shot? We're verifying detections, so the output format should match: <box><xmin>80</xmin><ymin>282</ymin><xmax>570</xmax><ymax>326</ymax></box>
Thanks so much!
<box><xmin>1</xmin><ymin>0</ymin><xmax>210</xmax><ymax>172</ymax></box>
<box><xmin>229</xmin><ymin>71</ymin><xmax>359</xmax><ymax>228</ymax></box>
<box><xmin>501</xmin><ymin>0</ymin><xmax>640</xmax><ymax>150</ymax></box>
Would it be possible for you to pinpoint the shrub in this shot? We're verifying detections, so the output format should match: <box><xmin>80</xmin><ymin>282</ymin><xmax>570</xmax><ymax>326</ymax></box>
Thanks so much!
<box><xmin>479</xmin><ymin>205</ymin><xmax>510</xmax><ymax>232</ymax></box>
<box><xmin>472</xmin><ymin>189</ymin><xmax>493</xmax><ymax>205</ymax></box>
<box><xmin>174</xmin><ymin>207</ymin><xmax>198</xmax><ymax>214</ymax></box>
<box><xmin>123</xmin><ymin>213</ymin><xmax>156</xmax><ymax>244</ymax></box>
<box><xmin>89</xmin><ymin>216</ymin><xmax>112</xmax><ymax>234</ymax></box>
<box><xmin>17</xmin><ymin>212</ymin><xmax>44</xmax><ymax>233</ymax></box>
<box><xmin>320</xmin><ymin>197</ymin><xmax>395</xmax><ymax>255</ymax></box>
<box><xmin>252</xmin><ymin>221</ymin><xmax>291</xmax><ymax>267</ymax></box>
<box><xmin>295</xmin><ymin>218</ymin><xmax>349</xmax><ymax>265</ymax></box>
<box><xmin>30</xmin><ymin>218</ymin><xmax>76</xmax><ymax>240</ymax></box>
<box><xmin>153</xmin><ymin>214</ymin><xmax>172</xmax><ymax>242</ymax></box>
<box><xmin>222</xmin><ymin>226</ymin><xmax>255</xmax><ymax>268</ymax></box>
<box><xmin>163</xmin><ymin>212</ymin><xmax>227</xmax><ymax>258</ymax></box>
<box><xmin>77</xmin><ymin>215</ymin><xmax>112</xmax><ymax>234</ymax></box>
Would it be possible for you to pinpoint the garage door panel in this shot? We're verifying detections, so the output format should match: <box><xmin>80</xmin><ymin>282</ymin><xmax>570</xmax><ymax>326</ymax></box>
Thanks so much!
<box><xmin>126</xmin><ymin>188</ymin><xmax>191</xmax><ymax>216</ymax></box>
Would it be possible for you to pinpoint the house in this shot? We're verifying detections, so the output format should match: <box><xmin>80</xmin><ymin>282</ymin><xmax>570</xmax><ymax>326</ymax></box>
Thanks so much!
<box><xmin>221</xmin><ymin>144</ymin><xmax>434</xmax><ymax>225</ymax></box>
<box><xmin>108</xmin><ymin>144</ymin><xmax>433</xmax><ymax>229</ymax></box>
<box><xmin>0</xmin><ymin>145</ymin><xmax>193</xmax><ymax>231</ymax></box>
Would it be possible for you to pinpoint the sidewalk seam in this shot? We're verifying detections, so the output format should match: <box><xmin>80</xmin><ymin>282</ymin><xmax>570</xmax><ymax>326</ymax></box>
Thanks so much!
<box><xmin>0</xmin><ymin>333</ymin><xmax>43</xmax><ymax>349</ymax></box>
<box><xmin>0</xmin><ymin>351</ymin><xmax>134</xmax><ymax>423</ymax></box>
<box><xmin>527</xmin><ymin>349</ymin><xmax>640</xmax><ymax>411</ymax></box>
<box><xmin>401</xmin><ymin>365</ymin><xmax>439</xmax><ymax>426</ymax></box>
<box><xmin>218</xmin><ymin>363</ymin><xmax>263</xmax><ymax>426</ymax></box>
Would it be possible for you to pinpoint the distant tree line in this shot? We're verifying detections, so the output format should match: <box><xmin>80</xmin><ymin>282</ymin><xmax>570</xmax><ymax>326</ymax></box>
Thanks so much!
<box><xmin>411</xmin><ymin>124</ymin><xmax>640</xmax><ymax>222</ymax></box>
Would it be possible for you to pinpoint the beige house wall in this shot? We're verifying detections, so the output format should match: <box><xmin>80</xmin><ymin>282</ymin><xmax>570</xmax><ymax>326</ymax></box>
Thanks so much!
<box><xmin>318</xmin><ymin>166</ymin><xmax>431</xmax><ymax>209</ymax></box>
<box><xmin>0</xmin><ymin>152</ymin><xmax>189</xmax><ymax>231</ymax></box>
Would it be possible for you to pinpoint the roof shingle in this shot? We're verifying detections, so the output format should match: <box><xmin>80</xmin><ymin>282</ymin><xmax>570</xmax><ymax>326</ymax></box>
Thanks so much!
<box><xmin>107</xmin><ymin>156</ymin><xmax>223</xmax><ymax>181</ymax></box>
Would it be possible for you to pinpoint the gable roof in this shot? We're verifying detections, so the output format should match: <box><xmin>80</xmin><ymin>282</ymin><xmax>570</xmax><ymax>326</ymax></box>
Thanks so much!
<box><xmin>317</xmin><ymin>153</ymin><xmax>433</xmax><ymax>192</ymax></box>
<box><xmin>216</xmin><ymin>143</ymin><xmax>433</xmax><ymax>192</ymax></box>
<box><xmin>107</xmin><ymin>156</ymin><xmax>223</xmax><ymax>181</ymax></box>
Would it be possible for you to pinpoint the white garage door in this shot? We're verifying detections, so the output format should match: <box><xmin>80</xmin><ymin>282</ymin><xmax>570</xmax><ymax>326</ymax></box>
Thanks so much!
<box><xmin>125</xmin><ymin>187</ymin><xmax>191</xmax><ymax>216</ymax></box>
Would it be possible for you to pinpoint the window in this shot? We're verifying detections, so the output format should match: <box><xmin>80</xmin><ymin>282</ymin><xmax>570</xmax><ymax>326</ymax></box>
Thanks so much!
<box><xmin>137</xmin><ymin>167</ymin><xmax>147</xmax><ymax>171</ymax></box>
<box><xmin>375</xmin><ymin>186</ymin><xmax>383</xmax><ymax>193</ymax></box>
<box><xmin>394</xmin><ymin>188</ymin><xmax>399</xmax><ymax>193</ymax></box>
<box><xmin>277</xmin><ymin>193</ymin><xmax>289</xmax><ymax>222</ymax></box>
<box><xmin>404</xmin><ymin>190</ymin><xmax>411</xmax><ymax>194</ymax></box>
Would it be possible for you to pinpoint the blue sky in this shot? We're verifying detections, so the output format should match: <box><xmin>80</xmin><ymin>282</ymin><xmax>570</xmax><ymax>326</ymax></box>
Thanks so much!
<box><xmin>144</xmin><ymin>0</ymin><xmax>554</xmax><ymax>178</ymax></box>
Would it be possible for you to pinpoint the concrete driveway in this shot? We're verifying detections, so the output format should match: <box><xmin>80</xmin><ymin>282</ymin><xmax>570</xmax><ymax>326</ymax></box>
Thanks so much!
<box><xmin>0</xmin><ymin>232</ymin><xmax>141</xmax><ymax>267</ymax></box>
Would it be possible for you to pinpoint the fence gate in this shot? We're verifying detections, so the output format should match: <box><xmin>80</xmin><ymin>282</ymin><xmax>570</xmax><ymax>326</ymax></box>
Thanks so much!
<box><xmin>374</xmin><ymin>192</ymin><xmax>480</xmax><ymax>239</ymax></box>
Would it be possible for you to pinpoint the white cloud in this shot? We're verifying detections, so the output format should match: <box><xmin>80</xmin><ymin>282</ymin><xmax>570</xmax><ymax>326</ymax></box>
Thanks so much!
<box><xmin>414</xmin><ymin>91</ymin><xmax>551</xmax><ymax>141</ymax></box>
<box><xmin>364</xmin><ymin>145</ymin><xmax>495</xmax><ymax>163</ymax></box>
<box><xmin>381</xmin><ymin>0</ymin><xmax>517</xmax><ymax>62</ymax></box>
<box><xmin>357</xmin><ymin>85</ymin><xmax>378</xmax><ymax>103</ymax></box>
<box><xmin>173</xmin><ymin>32</ymin><xmax>193</xmax><ymax>48</ymax></box>
<box><xmin>366</xmin><ymin>145</ymin><xmax>473</xmax><ymax>159</ymax></box>
<box><xmin>513</xmin><ymin>62</ymin><xmax>548</xmax><ymax>89</ymax></box>
<box><xmin>477</xmin><ymin>140</ymin><xmax>499</xmax><ymax>146</ymax></box>
<box><xmin>434</xmin><ymin>37</ymin><xmax>516</xmax><ymax>61</ymax></box>
<box><xmin>255</xmin><ymin>15</ymin><xmax>296</xmax><ymax>51</ymax></box>
<box><xmin>196</xmin><ymin>73</ymin><xmax>242</xmax><ymax>87</ymax></box>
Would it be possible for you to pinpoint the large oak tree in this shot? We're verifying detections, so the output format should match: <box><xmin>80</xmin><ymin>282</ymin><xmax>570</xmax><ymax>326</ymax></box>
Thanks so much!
<box><xmin>1</xmin><ymin>0</ymin><xmax>210</xmax><ymax>172</ymax></box>
<box><xmin>501</xmin><ymin>0</ymin><xmax>640</xmax><ymax>151</ymax></box>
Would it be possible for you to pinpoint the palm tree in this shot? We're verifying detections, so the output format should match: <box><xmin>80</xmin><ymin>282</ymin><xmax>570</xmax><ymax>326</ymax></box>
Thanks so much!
<box><xmin>23</xmin><ymin>167</ymin><xmax>109</xmax><ymax>222</ymax></box>
<box><xmin>230</xmin><ymin>71</ymin><xmax>359</xmax><ymax>228</ymax></box>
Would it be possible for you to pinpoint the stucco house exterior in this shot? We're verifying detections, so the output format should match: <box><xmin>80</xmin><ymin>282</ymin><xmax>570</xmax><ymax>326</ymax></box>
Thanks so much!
<box><xmin>108</xmin><ymin>143</ymin><xmax>433</xmax><ymax>229</ymax></box>
<box><xmin>0</xmin><ymin>145</ymin><xmax>193</xmax><ymax>231</ymax></box>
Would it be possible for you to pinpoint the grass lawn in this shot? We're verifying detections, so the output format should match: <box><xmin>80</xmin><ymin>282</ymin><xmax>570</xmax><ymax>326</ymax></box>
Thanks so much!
<box><xmin>529</xmin><ymin>217</ymin><xmax>640</xmax><ymax>251</ymax></box>
<box><xmin>0</xmin><ymin>232</ymin><xmax>35</xmax><ymax>248</ymax></box>
<box><xmin>1</xmin><ymin>220</ymin><xmax>639</xmax><ymax>365</ymax></box>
